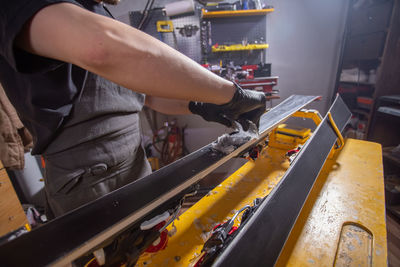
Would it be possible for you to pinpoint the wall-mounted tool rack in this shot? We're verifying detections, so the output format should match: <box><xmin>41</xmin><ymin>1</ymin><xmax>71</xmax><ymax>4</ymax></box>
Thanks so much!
<box><xmin>200</xmin><ymin>7</ymin><xmax>277</xmax><ymax>97</ymax></box>
<box><xmin>129</xmin><ymin>3</ymin><xmax>278</xmax><ymax>97</ymax></box>
<box><xmin>200</xmin><ymin>8</ymin><xmax>273</xmax><ymax>65</ymax></box>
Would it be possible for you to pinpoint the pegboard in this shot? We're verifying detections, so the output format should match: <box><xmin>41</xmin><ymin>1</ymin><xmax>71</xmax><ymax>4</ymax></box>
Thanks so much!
<box><xmin>130</xmin><ymin>7</ymin><xmax>202</xmax><ymax>62</ymax></box>
<box><xmin>129</xmin><ymin>3</ymin><xmax>268</xmax><ymax>66</ymax></box>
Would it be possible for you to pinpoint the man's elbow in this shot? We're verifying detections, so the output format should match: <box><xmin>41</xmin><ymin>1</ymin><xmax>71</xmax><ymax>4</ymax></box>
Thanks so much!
<box><xmin>79</xmin><ymin>35</ymin><xmax>111</xmax><ymax>70</ymax></box>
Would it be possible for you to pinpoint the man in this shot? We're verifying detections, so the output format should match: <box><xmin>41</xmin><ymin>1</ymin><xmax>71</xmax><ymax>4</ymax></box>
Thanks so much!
<box><xmin>0</xmin><ymin>0</ymin><xmax>266</xmax><ymax>218</ymax></box>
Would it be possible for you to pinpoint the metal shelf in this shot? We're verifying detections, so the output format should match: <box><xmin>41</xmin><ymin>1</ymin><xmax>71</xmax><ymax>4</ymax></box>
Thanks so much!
<box><xmin>377</xmin><ymin>106</ymin><xmax>400</xmax><ymax>118</ymax></box>
<box><xmin>380</xmin><ymin>95</ymin><xmax>400</xmax><ymax>103</ymax></box>
<box><xmin>201</xmin><ymin>8</ymin><xmax>274</xmax><ymax>18</ymax></box>
<box><xmin>212</xmin><ymin>43</ymin><xmax>269</xmax><ymax>52</ymax></box>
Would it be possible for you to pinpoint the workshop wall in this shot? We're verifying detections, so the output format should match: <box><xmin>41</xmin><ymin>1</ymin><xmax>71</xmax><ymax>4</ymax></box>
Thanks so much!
<box><xmin>266</xmin><ymin>0</ymin><xmax>348</xmax><ymax>113</ymax></box>
<box><xmin>108</xmin><ymin>0</ymin><xmax>348</xmax><ymax>159</ymax></box>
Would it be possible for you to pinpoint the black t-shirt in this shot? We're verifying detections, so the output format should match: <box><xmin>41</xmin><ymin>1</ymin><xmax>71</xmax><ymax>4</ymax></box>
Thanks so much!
<box><xmin>0</xmin><ymin>0</ymin><xmax>114</xmax><ymax>154</ymax></box>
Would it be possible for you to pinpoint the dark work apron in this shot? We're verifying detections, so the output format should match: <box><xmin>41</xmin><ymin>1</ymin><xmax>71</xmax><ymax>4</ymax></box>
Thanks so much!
<box><xmin>42</xmin><ymin>73</ymin><xmax>152</xmax><ymax>217</ymax></box>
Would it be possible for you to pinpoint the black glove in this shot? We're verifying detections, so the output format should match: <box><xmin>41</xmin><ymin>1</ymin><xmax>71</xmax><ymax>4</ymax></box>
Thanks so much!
<box><xmin>189</xmin><ymin>82</ymin><xmax>266</xmax><ymax>131</ymax></box>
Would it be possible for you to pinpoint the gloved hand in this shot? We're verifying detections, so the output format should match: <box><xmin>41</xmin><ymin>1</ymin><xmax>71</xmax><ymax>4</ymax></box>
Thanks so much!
<box><xmin>189</xmin><ymin>82</ymin><xmax>266</xmax><ymax>131</ymax></box>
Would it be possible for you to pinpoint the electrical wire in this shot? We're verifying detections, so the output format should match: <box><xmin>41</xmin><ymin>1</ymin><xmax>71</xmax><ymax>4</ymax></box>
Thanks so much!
<box><xmin>138</xmin><ymin>0</ymin><xmax>150</xmax><ymax>30</ymax></box>
<box><xmin>138</xmin><ymin>0</ymin><xmax>156</xmax><ymax>30</ymax></box>
<box><xmin>143</xmin><ymin>0</ymin><xmax>156</xmax><ymax>29</ymax></box>
<box><xmin>152</xmin><ymin>122</ymin><xmax>183</xmax><ymax>165</ymax></box>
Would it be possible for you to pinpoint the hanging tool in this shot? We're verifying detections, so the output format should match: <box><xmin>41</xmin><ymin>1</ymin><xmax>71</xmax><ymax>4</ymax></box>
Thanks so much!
<box><xmin>200</xmin><ymin>20</ymin><xmax>211</xmax><ymax>55</ymax></box>
<box><xmin>138</xmin><ymin>0</ymin><xmax>156</xmax><ymax>30</ymax></box>
<box><xmin>176</xmin><ymin>24</ymin><xmax>199</xmax><ymax>37</ymax></box>
<box><xmin>156</xmin><ymin>20</ymin><xmax>174</xmax><ymax>32</ymax></box>
<box><xmin>156</xmin><ymin>20</ymin><xmax>179</xmax><ymax>50</ymax></box>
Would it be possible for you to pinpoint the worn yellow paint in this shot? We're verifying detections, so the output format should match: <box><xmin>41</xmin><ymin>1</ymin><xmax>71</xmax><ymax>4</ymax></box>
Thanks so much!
<box><xmin>333</xmin><ymin>224</ymin><xmax>373</xmax><ymax>267</ymax></box>
<box><xmin>291</xmin><ymin>110</ymin><xmax>322</xmax><ymax>126</ymax></box>
<box><xmin>276</xmin><ymin>139</ymin><xmax>387</xmax><ymax>267</ymax></box>
<box><xmin>269</xmin><ymin>109</ymin><xmax>321</xmax><ymax>150</ymax></box>
<box><xmin>327</xmin><ymin>112</ymin><xmax>345</xmax><ymax>152</ymax></box>
<box><xmin>136</xmin><ymin>142</ymin><xmax>288</xmax><ymax>266</ymax></box>
<box><xmin>268</xmin><ymin>124</ymin><xmax>311</xmax><ymax>150</ymax></box>
<box><xmin>136</xmin><ymin>139</ymin><xmax>387</xmax><ymax>267</ymax></box>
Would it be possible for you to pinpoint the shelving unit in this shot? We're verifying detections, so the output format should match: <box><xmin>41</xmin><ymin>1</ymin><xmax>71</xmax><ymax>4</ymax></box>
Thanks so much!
<box><xmin>334</xmin><ymin>0</ymin><xmax>400</xmax><ymax>140</ymax></box>
<box><xmin>201</xmin><ymin>7</ymin><xmax>271</xmax><ymax>70</ymax></box>
<box><xmin>200</xmin><ymin>6</ymin><xmax>277</xmax><ymax>98</ymax></box>
<box><xmin>201</xmin><ymin>7</ymin><xmax>272</xmax><ymax>63</ymax></box>
<box><xmin>201</xmin><ymin>8</ymin><xmax>274</xmax><ymax>18</ymax></box>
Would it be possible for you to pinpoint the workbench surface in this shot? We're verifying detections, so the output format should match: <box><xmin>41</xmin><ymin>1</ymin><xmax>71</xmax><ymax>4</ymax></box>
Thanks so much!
<box><xmin>136</xmin><ymin>138</ymin><xmax>387</xmax><ymax>266</ymax></box>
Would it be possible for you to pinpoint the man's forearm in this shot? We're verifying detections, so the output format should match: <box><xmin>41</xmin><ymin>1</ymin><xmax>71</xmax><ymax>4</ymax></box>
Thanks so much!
<box><xmin>145</xmin><ymin>96</ymin><xmax>191</xmax><ymax>115</ymax></box>
<box><xmin>16</xmin><ymin>3</ymin><xmax>235</xmax><ymax>104</ymax></box>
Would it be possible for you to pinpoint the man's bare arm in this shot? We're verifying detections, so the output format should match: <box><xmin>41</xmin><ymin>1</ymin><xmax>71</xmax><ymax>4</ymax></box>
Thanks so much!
<box><xmin>145</xmin><ymin>96</ymin><xmax>191</xmax><ymax>115</ymax></box>
<box><xmin>15</xmin><ymin>3</ymin><xmax>235</xmax><ymax>104</ymax></box>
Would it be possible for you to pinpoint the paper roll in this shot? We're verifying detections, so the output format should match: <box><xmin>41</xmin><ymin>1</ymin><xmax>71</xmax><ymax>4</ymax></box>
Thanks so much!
<box><xmin>164</xmin><ymin>0</ymin><xmax>195</xmax><ymax>17</ymax></box>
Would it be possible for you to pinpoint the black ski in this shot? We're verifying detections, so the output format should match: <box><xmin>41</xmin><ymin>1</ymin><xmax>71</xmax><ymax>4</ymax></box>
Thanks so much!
<box><xmin>0</xmin><ymin>95</ymin><xmax>318</xmax><ymax>267</ymax></box>
<box><xmin>213</xmin><ymin>95</ymin><xmax>351</xmax><ymax>267</ymax></box>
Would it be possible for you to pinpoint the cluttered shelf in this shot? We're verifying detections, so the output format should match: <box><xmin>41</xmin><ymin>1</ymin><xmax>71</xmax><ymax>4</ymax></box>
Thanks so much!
<box><xmin>337</xmin><ymin>68</ymin><xmax>377</xmax><ymax>140</ymax></box>
<box><xmin>199</xmin><ymin>1</ymin><xmax>278</xmax><ymax>99</ymax></box>
<box><xmin>201</xmin><ymin>8</ymin><xmax>274</xmax><ymax>18</ymax></box>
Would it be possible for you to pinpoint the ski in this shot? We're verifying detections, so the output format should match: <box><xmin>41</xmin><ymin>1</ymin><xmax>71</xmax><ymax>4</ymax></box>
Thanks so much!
<box><xmin>213</xmin><ymin>94</ymin><xmax>351</xmax><ymax>267</ymax></box>
<box><xmin>0</xmin><ymin>95</ymin><xmax>318</xmax><ymax>267</ymax></box>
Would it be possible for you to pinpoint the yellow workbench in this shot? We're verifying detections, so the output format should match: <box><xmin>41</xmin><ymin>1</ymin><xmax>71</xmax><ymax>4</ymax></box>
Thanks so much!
<box><xmin>136</xmin><ymin>138</ymin><xmax>387</xmax><ymax>266</ymax></box>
